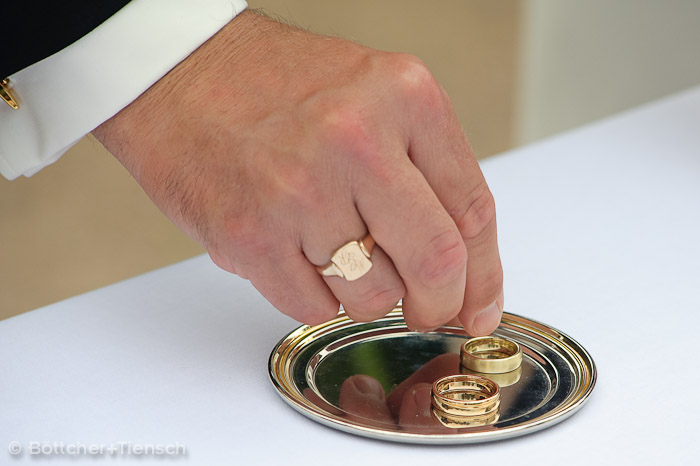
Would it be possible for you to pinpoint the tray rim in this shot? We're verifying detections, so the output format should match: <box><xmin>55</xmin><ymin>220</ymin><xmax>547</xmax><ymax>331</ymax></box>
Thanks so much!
<box><xmin>268</xmin><ymin>309</ymin><xmax>597</xmax><ymax>444</ymax></box>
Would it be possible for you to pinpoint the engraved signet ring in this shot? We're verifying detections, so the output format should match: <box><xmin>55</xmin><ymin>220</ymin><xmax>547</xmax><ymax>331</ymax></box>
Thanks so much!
<box><xmin>461</xmin><ymin>336</ymin><xmax>523</xmax><ymax>374</ymax></box>
<box><xmin>317</xmin><ymin>233</ymin><xmax>375</xmax><ymax>281</ymax></box>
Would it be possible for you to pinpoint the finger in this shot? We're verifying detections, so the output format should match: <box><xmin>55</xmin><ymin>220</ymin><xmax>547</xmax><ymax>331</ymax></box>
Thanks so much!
<box><xmin>325</xmin><ymin>246</ymin><xmax>405</xmax><ymax>322</ymax></box>
<box><xmin>385</xmin><ymin>353</ymin><xmax>461</xmax><ymax>418</ymax></box>
<box><xmin>404</xmin><ymin>76</ymin><xmax>504</xmax><ymax>336</ymax></box>
<box><xmin>355</xmin><ymin>154</ymin><xmax>467</xmax><ymax>331</ymax></box>
<box><xmin>302</xmin><ymin>209</ymin><xmax>405</xmax><ymax>323</ymax></box>
<box><xmin>338</xmin><ymin>375</ymin><xmax>395</xmax><ymax>428</ymax></box>
<box><xmin>302</xmin><ymin>388</ymin><xmax>343</xmax><ymax>416</ymax></box>
<box><xmin>397</xmin><ymin>383</ymin><xmax>450</xmax><ymax>433</ymax></box>
<box><xmin>218</xmin><ymin>243</ymin><xmax>340</xmax><ymax>325</ymax></box>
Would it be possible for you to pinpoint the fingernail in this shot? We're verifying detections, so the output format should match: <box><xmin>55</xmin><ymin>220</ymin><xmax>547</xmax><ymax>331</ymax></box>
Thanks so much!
<box><xmin>471</xmin><ymin>300</ymin><xmax>503</xmax><ymax>336</ymax></box>
<box><xmin>351</xmin><ymin>376</ymin><xmax>386</xmax><ymax>401</ymax></box>
<box><xmin>412</xmin><ymin>385</ymin><xmax>433</xmax><ymax>418</ymax></box>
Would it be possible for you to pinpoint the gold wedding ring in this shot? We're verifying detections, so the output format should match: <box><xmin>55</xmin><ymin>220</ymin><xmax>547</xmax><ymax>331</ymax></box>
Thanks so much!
<box><xmin>317</xmin><ymin>233</ymin><xmax>375</xmax><ymax>281</ymax></box>
<box><xmin>461</xmin><ymin>336</ymin><xmax>523</xmax><ymax>374</ymax></box>
<box><xmin>431</xmin><ymin>374</ymin><xmax>501</xmax><ymax>418</ymax></box>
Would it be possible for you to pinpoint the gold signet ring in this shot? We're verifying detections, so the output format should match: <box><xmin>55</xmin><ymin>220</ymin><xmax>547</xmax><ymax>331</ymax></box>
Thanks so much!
<box><xmin>316</xmin><ymin>234</ymin><xmax>375</xmax><ymax>281</ymax></box>
<box><xmin>461</xmin><ymin>336</ymin><xmax>523</xmax><ymax>374</ymax></box>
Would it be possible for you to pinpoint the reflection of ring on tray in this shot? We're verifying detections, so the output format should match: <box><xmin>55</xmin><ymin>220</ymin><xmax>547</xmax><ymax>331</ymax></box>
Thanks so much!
<box><xmin>431</xmin><ymin>374</ymin><xmax>501</xmax><ymax>417</ymax></box>
<box><xmin>461</xmin><ymin>336</ymin><xmax>523</xmax><ymax>374</ymax></box>
<box><xmin>433</xmin><ymin>409</ymin><xmax>500</xmax><ymax>429</ymax></box>
<box><xmin>269</xmin><ymin>308</ymin><xmax>597</xmax><ymax>443</ymax></box>
<box><xmin>461</xmin><ymin>364</ymin><xmax>522</xmax><ymax>388</ymax></box>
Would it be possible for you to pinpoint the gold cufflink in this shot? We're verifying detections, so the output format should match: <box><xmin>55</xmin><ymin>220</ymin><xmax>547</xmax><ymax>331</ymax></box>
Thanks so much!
<box><xmin>1</xmin><ymin>78</ymin><xmax>20</xmax><ymax>110</ymax></box>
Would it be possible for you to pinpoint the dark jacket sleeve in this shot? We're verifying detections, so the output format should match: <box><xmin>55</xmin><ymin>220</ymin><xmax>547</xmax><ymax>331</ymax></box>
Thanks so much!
<box><xmin>2</xmin><ymin>1</ymin><xmax>132</xmax><ymax>78</ymax></box>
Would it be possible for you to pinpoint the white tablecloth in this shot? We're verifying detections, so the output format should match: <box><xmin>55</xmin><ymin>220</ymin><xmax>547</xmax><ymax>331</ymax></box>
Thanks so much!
<box><xmin>2</xmin><ymin>86</ymin><xmax>699</xmax><ymax>464</ymax></box>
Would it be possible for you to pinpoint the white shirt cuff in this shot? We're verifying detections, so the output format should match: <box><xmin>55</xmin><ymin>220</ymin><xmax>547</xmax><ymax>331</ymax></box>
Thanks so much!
<box><xmin>0</xmin><ymin>0</ymin><xmax>248</xmax><ymax>180</ymax></box>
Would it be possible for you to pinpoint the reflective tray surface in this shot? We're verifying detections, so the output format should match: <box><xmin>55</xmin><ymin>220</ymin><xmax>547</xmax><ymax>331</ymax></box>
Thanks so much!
<box><xmin>268</xmin><ymin>309</ymin><xmax>596</xmax><ymax>444</ymax></box>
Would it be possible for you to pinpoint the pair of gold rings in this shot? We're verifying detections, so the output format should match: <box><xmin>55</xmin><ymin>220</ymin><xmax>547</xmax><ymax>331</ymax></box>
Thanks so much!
<box><xmin>431</xmin><ymin>336</ymin><xmax>523</xmax><ymax>427</ymax></box>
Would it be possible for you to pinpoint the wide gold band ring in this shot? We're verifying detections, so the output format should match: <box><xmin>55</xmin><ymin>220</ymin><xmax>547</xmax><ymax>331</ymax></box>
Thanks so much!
<box><xmin>431</xmin><ymin>374</ymin><xmax>501</xmax><ymax>417</ymax></box>
<box><xmin>316</xmin><ymin>233</ymin><xmax>375</xmax><ymax>281</ymax></box>
<box><xmin>460</xmin><ymin>336</ymin><xmax>523</xmax><ymax>374</ymax></box>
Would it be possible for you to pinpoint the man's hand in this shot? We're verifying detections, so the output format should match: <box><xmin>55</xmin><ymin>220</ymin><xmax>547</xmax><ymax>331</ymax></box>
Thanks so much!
<box><xmin>93</xmin><ymin>10</ymin><xmax>503</xmax><ymax>334</ymax></box>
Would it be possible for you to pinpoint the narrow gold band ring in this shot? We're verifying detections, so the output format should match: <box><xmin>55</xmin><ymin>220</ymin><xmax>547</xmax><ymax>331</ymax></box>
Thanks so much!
<box><xmin>460</xmin><ymin>336</ymin><xmax>523</xmax><ymax>374</ymax></box>
<box><xmin>431</xmin><ymin>374</ymin><xmax>501</xmax><ymax>417</ymax></box>
<box><xmin>316</xmin><ymin>233</ymin><xmax>375</xmax><ymax>281</ymax></box>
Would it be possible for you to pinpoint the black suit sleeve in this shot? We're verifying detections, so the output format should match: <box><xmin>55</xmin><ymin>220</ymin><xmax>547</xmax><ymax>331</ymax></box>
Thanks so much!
<box><xmin>2</xmin><ymin>1</ymin><xmax>132</xmax><ymax>78</ymax></box>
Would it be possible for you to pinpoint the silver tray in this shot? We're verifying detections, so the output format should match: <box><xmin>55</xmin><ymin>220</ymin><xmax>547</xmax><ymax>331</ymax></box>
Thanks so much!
<box><xmin>268</xmin><ymin>308</ymin><xmax>596</xmax><ymax>444</ymax></box>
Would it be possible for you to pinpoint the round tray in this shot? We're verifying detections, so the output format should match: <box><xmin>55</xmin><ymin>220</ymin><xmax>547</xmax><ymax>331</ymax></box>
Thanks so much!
<box><xmin>268</xmin><ymin>308</ymin><xmax>596</xmax><ymax>444</ymax></box>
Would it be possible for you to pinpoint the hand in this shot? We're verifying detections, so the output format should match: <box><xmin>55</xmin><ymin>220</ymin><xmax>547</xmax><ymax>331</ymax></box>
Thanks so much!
<box><xmin>93</xmin><ymin>10</ymin><xmax>503</xmax><ymax>334</ymax></box>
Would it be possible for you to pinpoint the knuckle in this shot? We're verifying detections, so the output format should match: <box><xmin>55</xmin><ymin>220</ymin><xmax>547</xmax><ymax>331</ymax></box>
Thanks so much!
<box><xmin>318</xmin><ymin>105</ymin><xmax>395</xmax><ymax>181</ymax></box>
<box><xmin>391</xmin><ymin>53</ymin><xmax>447</xmax><ymax>113</ymax></box>
<box><xmin>412</xmin><ymin>229</ymin><xmax>467</xmax><ymax>289</ymax></box>
<box><xmin>270</xmin><ymin>162</ymin><xmax>326</xmax><ymax>212</ymax></box>
<box><xmin>452</xmin><ymin>183</ymin><xmax>497</xmax><ymax>241</ymax></box>
<box><xmin>316</xmin><ymin>100</ymin><xmax>371</xmax><ymax>150</ymax></box>
<box><xmin>241</xmin><ymin>146</ymin><xmax>328</xmax><ymax>220</ymax></box>
<box><xmin>321</xmin><ymin>106</ymin><xmax>376</xmax><ymax>156</ymax></box>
